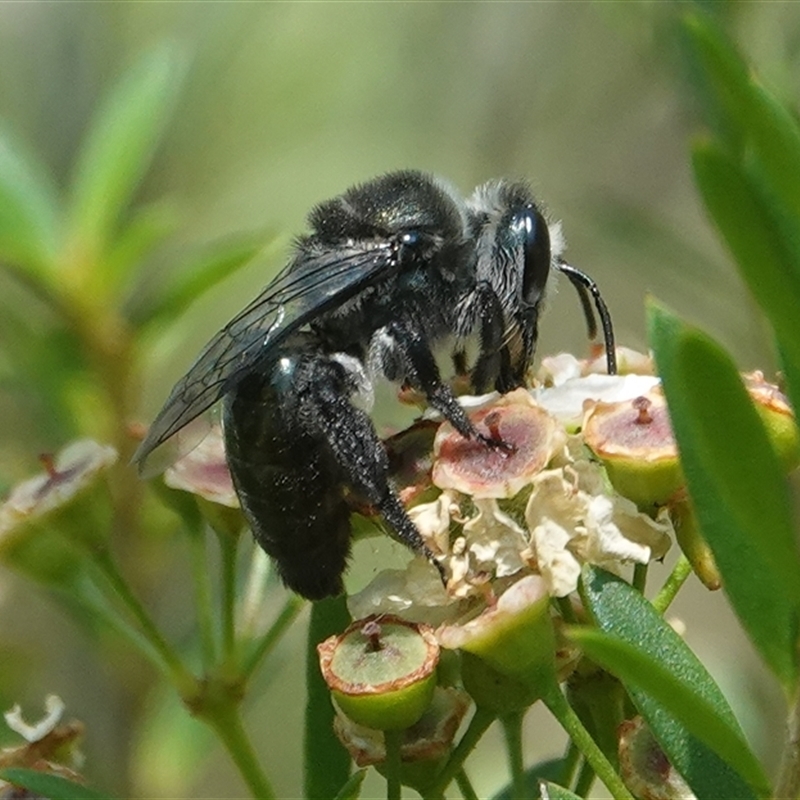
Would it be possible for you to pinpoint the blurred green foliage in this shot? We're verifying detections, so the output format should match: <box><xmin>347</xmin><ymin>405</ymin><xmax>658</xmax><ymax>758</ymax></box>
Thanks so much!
<box><xmin>1</xmin><ymin>3</ymin><xmax>800</xmax><ymax>799</ymax></box>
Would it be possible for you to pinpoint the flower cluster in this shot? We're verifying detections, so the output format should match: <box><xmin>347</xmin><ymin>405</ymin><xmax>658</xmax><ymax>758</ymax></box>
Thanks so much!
<box><xmin>351</xmin><ymin>351</ymin><xmax>675</xmax><ymax>623</ymax></box>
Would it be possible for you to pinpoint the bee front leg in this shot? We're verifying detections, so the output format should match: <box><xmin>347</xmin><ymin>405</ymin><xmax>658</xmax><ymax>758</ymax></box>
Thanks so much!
<box><xmin>370</xmin><ymin>321</ymin><xmax>511</xmax><ymax>451</ymax></box>
<box><xmin>454</xmin><ymin>280</ymin><xmax>511</xmax><ymax>393</ymax></box>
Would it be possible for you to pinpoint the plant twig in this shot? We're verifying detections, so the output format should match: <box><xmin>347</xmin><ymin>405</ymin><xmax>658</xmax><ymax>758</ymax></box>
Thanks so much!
<box><xmin>90</xmin><ymin>546</ymin><xmax>195</xmax><ymax>694</ymax></box>
<box><xmin>426</xmin><ymin>707</ymin><xmax>495</xmax><ymax>798</ymax></box>
<box><xmin>188</xmin><ymin>527</ymin><xmax>216</xmax><ymax>669</ymax></box>
<box><xmin>501</xmin><ymin>711</ymin><xmax>527</xmax><ymax>800</ymax></box>
<box><xmin>240</xmin><ymin>595</ymin><xmax>305</xmax><ymax>682</ymax></box>
<box><xmin>543</xmin><ymin>681</ymin><xmax>634</xmax><ymax>800</ymax></box>
<box><xmin>384</xmin><ymin>729</ymin><xmax>402</xmax><ymax>800</ymax></box>
<box><xmin>455</xmin><ymin>769</ymin><xmax>479</xmax><ymax>800</ymax></box>
<box><xmin>218</xmin><ymin>531</ymin><xmax>239</xmax><ymax>663</ymax></box>
<box><xmin>198</xmin><ymin>696</ymin><xmax>276</xmax><ymax>800</ymax></box>
<box><xmin>652</xmin><ymin>554</ymin><xmax>692</xmax><ymax>615</ymax></box>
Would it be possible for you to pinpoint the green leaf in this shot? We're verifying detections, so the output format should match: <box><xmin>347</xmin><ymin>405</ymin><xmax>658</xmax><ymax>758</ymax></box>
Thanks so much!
<box><xmin>538</xmin><ymin>782</ymin><xmax>582</xmax><ymax>800</ymax></box>
<box><xmin>132</xmin><ymin>232</ymin><xmax>273</xmax><ymax>329</ymax></box>
<box><xmin>491</xmin><ymin>758</ymin><xmax>564</xmax><ymax>800</ymax></box>
<box><xmin>683</xmin><ymin>11</ymin><xmax>800</xmax><ymax>220</ymax></box>
<box><xmin>692</xmin><ymin>140</ymin><xmax>800</xmax><ymax>374</ymax></box>
<box><xmin>778</xmin><ymin>342</ymin><xmax>800</xmax><ymax>430</ymax></box>
<box><xmin>304</xmin><ymin>596</ymin><xmax>352</xmax><ymax>800</ymax></box>
<box><xmin>333</xmin><ymin>769</ymin><xmax>367</xmax><ymax>800</ymax></box>
<box><xmin>579</xmin><ymin>566</ymin><xmax>766</xmax><ymax>799</ymax></box>
<box><xmin>680</xmin><ymin>10</ymin><xmax>750</xmax><ymax>153</ymax></box>
<box><xmin>68</xmin><ymin>43</ymin><xmax>185</xmax><ymax>255</ymax></box>
<box><xmin>0</xmin><ymin>124</ymin><xmax>59</xmax><ymax>272</ymax></box>
<box><xmin>649</xmin><ymin>301</ymin><xmax>800</xmax><ymax>688</ymax></box>
<box><xmin>103</xmin><ymin>199</ymin><xmax>182</xmax><ymax>293</ymax></box>
<box><xmin>0</xmin><ymin>768</ymin><xmax>114</xmax><ymax>800</ymax></box>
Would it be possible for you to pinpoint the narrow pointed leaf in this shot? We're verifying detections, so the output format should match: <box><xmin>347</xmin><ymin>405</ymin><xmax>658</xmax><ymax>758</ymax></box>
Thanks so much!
<box><xmin>649</xmin><ymin>301</ymin><xmax>800</xmax><ymax>688</ymax></box>
<box><xmin>133</xmin><ymin>232</ymin><xmax>273</xmax><ymax>329</ymax></box>
<box><xmin>680</xmin><ymin>11</ymin><xmax>750</xmax><ymax>153</ymax></box>
<box><xmin>491</xmin><ymin>758</ymin><xmax>564</xmax><ymax>800</ymax></box>
<box><xmin>683</xmin><ymin>11</ymin><xmax>800</xmax><ymax>220</ymax></box>
<box><xmin>538</xmin><ymin>782</ymin><xmax>582</xmax><ymax>800</ymax></box>
<box><xmin>68</xmin><ymin>43</ymin><xmax>185</xmax><ymax>253</ymax></box>
<box><xmin>578</xmin><ymin>567</ymin><xmax>765</xmax><ymax>798</ymax></box>
<box><xmin>333</xmin><ymin>769</ymin><xmax>367</xmax><ymax>800</ymax></box>
<box><xmin>103</xmin><ymin>199</ymin><xmax>182</xmax><ymax>292</ymax></box>
<box><xmin>0</xmin><ymin>125</ymin><xmax>59</xmax><ymax>272</ymax></box>
<box><xmin>693</xmin><ymin>141</ymin><xmax>800</xmax><ymax>374</ymax></box>
<box><xmin>0</xmin><ymin>768</ymin><xmax>114</xmax><ymax>800</ymax></box>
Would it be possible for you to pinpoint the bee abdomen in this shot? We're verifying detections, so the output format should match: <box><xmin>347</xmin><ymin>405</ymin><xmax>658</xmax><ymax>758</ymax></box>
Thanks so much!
<box><xmin>223</xmin><ymin>353</ymin><xmax>353</xmax><ymax>600</ymax></box>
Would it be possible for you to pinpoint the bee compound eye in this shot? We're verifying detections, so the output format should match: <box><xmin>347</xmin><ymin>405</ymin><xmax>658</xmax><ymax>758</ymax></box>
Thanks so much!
<box><xmin>518</xmin><ymin>207</ymin><xmax>551</xmax><ymax>306</ymax></box>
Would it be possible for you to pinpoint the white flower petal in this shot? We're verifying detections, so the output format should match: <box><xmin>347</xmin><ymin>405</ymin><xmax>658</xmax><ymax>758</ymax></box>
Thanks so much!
<box><xmin>534</xmin><ymin>374</ymin><xmax>660</xmax><ymax>428</ymax></box>
<box><xmin>530</xmin><ymin>519</ymin><xmax>583</xmax><ymax>596</ymax></box>
<box><xmin>348</xmin><ymin>559</ymin><xmax>454</xmax><ymax>624</ymax></box>
<box><xmin>463</xmin><ymin>500</ymin><xmax>527</xmax><ymax>578</ymax></box>
<box><xmin>407</xmin><ymin>493</ymin><xmax>456</xmax><ymax>553</ymax></box>
<box><xmin>5</xmin><ymin>695</ymin><xmax>65</xmax><ymax>743</ymax></box>
<box><xmin>577</xmin><ymin>494</ymin><xmax>672</xmax><ymax>565</ymax></box>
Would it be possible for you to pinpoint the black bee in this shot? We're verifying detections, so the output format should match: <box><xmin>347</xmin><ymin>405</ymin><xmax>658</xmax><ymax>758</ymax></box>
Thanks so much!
<box><xmin>134</xmin><ymin>171</ymin><xmax>615</xmax><ymax>600</ymax></box>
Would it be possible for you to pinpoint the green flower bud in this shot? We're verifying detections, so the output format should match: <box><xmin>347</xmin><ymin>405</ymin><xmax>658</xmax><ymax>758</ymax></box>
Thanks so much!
<box><xmin>618</xmin><ymin>716</ymin><xmax>693</xmax><ymax>799</ymax></box>
<box><xmin>437</xmin><ymin>575</ymin><xmax>556</xmax><ymax>700</ymax></box>
<box><xmin>460</xmin><ymin>651</ymin><xmax>541</xmax><ymax>714</ymax></box>
<box><xmin>583</xmin><ymin>391</ymin><xmax>683</xmax><ymax>508</ymax></box>
<box><xmin>743</xmin><ymin>372</ymin><xmax>800</xmax><ymax>472</ymax></box>
<box><xmin>318</xmin><ymin>616</ymin><xmax>439</xmax><ymax>731</ymax></box>
<box><xmin>670</xmin><ymin>494</ymin><xmax>720</xmax><ymax>591</ymax></box>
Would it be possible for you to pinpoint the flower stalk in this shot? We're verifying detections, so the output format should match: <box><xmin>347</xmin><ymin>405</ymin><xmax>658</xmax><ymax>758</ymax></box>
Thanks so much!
<box><xmin>542</xmin><ymin>680</ymin><xmax>635</xmax><ymax>800</ymax></box>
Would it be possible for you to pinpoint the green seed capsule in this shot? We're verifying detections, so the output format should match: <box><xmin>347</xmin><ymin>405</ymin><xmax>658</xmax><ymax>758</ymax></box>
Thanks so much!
<box><xmin>318</xmin><ymin>616</ymin><xmax>439</xmax><ymax>731</ymax></box>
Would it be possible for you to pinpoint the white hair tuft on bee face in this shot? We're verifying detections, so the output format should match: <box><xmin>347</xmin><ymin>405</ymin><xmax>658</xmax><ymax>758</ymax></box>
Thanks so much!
<box><xmin>546</xmin><ymin>218</ymin><xmax>566</xmax><ymax>262</ymax></box>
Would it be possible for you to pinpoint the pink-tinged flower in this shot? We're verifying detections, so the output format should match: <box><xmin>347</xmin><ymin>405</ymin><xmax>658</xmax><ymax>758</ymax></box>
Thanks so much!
<box><xmin>618</xmin><ymin>716</ymin><xmax>696</xmax><ymax>800</ymax></box>
<box><xmin>163</xmin><ymin>424</ymin><xmax>238</xmax><ymax>508</ymax></box>
<box><xmin>583</xmin><ymin>390</ymin><xmax>682</xmax><ymax>508</ymax></box>
<box><xmin>436</xmin><ymin>575</ymin><xmax>550</xmax><ymax>660</ymax></box>
<box><xmin>534</xmin><ymin>352</ymin><xmax>660</xmax><ymax>431</ymax></box>
<box><xmin>432</xmin><ymin>389</ymin><xmax>566</xmax><ymax>499</ymax></box>
<box><xmin>436</xmin><ymin>576</ymin><xmax>558</xmax><ymax>709</ymax></box>
<box><xmin>332</xmin><ymin>686</ymin><xmax>470</xmax><ymax>767</ymax></box>
<box><xmin>0</xmin><ymin>441</ymin><xmax>117</xmax><ymax>532</ymax></box>
<box><xmin>354</xmin><ymin>352</ymin><xmax>675</xmax><ymax>617</ymax></box>
<box><xmin>0</xmin><ymin>440</ymin><xmax>118</xmax><ymax>565</ymax></box>
<box><xmin>743</xmin><ymin>371</ymin><xmax>800</xmax><ymax>471</ymax></box>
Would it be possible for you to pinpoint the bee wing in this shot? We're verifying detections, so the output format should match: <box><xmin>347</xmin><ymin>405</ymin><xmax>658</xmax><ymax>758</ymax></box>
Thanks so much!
<box><xmin>133</xmin><ymin>241</ymin><xmax>398</xmax><ymax>471</ymax></box>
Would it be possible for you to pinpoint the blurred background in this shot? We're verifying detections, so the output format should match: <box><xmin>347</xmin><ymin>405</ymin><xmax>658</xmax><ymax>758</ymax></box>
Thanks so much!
<box><xmin>0</xmin><ymin>3</ymin><xmax>799</xmax><ymax>798</ymax></box>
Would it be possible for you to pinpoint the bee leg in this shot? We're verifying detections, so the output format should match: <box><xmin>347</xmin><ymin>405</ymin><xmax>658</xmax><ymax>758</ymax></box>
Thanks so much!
<box><xmin>455</xmin><ymin>281</ymin><xmax>512</xmax><ymax>393</ymax></box>
<box><xmin>308</xmin><ymin>355</ymin><xmax>444</xmax><ymax>578</ymax></box>
<box><xmin>373</xmin><ymin>321</ymin><xmax>511</xmax><ymax>451</ymax></box>
<box><xmin>372</xmin><ymin>321</ymin><xmax>478</xmax><ymax>440</ymax></box>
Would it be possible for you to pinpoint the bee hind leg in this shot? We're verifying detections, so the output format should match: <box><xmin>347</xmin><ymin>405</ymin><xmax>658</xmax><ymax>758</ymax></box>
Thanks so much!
<box><xmin>305</xmin><ymin>354</ymin><xmax>444</xmax><ymax>578</ymax></box>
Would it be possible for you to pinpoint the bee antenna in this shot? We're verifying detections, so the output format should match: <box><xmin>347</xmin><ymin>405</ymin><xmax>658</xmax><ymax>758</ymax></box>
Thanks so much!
<box><xmin>557</xmin><ymin>259</ymin><xmax>617</xmax><ymax>375</ymax></box>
